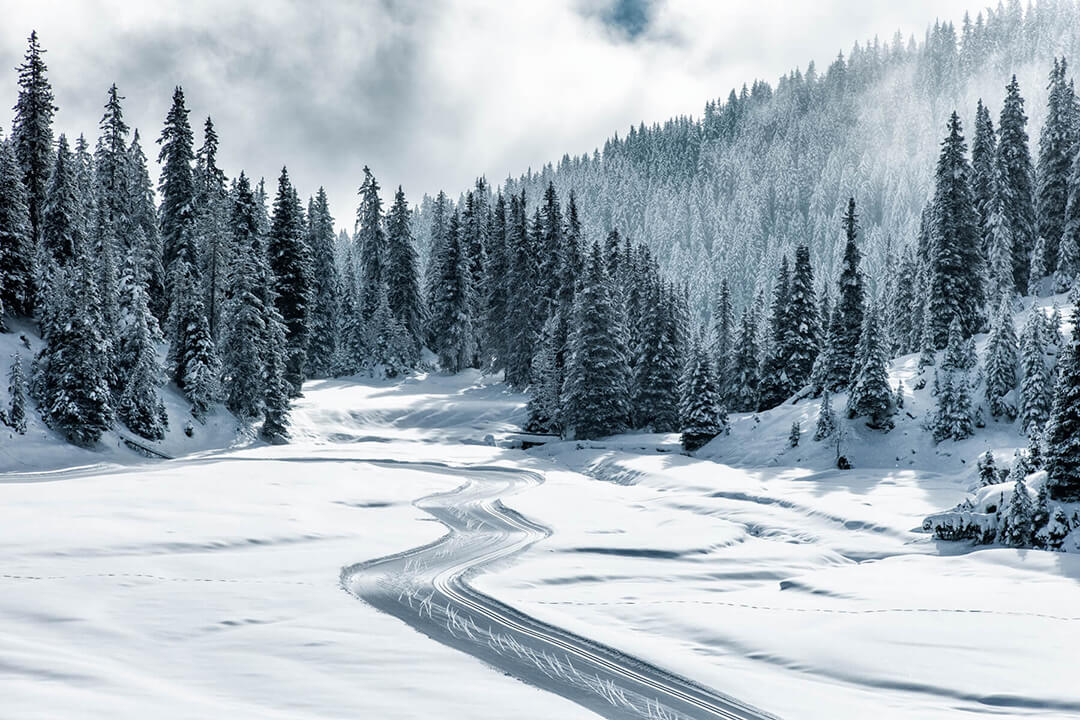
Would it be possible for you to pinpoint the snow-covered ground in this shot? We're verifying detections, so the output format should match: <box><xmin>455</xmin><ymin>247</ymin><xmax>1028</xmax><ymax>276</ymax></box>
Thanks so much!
<box><xmin>3</xmin><ymin>327</ymin><xmax>1079</xmax><ymax>717</ymax></box>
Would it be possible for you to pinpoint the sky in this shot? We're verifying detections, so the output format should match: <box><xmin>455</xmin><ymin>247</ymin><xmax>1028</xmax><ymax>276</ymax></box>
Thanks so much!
<box><xmin>0</xmin><ymin>0</ymin><xmax>976</xmax><ymax>230</ymax></box>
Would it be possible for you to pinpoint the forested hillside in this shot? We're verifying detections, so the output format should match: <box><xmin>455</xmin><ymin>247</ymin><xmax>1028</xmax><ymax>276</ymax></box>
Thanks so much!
<box><xmin>414</xmin><ymin>1</ymin><xmax>1080</xmax><ymax>316</ymax></box>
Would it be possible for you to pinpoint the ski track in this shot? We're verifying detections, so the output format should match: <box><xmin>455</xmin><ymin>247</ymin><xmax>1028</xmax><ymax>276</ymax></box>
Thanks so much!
<box><xmin>340</xmin><ymin>463</ymin><xmax>779</xmax><ymax>720</ymax></box>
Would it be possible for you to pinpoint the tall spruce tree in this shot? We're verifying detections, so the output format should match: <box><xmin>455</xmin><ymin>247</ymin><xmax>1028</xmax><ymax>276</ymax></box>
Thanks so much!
<box><xmin>632</xmin><ymin>282</ymin><xmax>681</xmax><ymax>431</ymax></box>
<box><xmin>7</xmin><ymin>352</ymin><xmax>27</xmax><ymax>434</ymax></box>
<box><xmin>825</xmin><ymin>198</ymin><xmax>865</xmax><ymax>389</ymax></box>
<box><xmin>267</xmin><ymin>167</ymin><xmax>312</xmax><ymax>396</ymax></box>
<box><xmin>730</xmin><ymin>306</ymin><xmax>760</xmax><ymax>412</ymax></box>
<box><xmin>157</xmin><ymin>86</ymin><xmax>198</xmax><ymax>304</ymax></box>
<box><xmin>985</xmin><ymin>190</ymin><xmax>1016</xmax><ymax>305</ymax></box>
<box><xmin>12</xmin><ymin>31</ymin><xmax>56</xmax><ymax>253</ymax></box>
<box><xmin>384</xmin><ymin>185</ymin><xmax>423</xmax><ymax>354</ymax></box>
<box><xmin>932</xmin><ymin>316</ymin><xmax>975</xmax><ymax>442</ymax></box>
<box><xmin>483</xmin><ymin>192</ymin><xmax>510</xmax><ymax>370</ymax></box>
<box><xmin>1044</xmin><ymin>303</ymin><xmax>1080</xmax><ymax>501</ymax></box>
<box><xmin>847</xmin><ymin>303</ymin><xmax>894</xmax><ymax>428</ymax></box>
<box><xmin>1035</xmin><ymin>58</ymin><xmax>1077</xmax><ymax>276</ymax></box>
<box><xmin>355</xmin><ymin>166</ymin><xmax>386</xmax><ymax>319</ymax></box>
<box><xmin>194</xmin><ymin>116</ymin><xmax>229</xmax><ymax>340</ymax></box>
<box><xmin>128</xmin><ymin>130</ymin><xmax>167</xmax><ymax>323</ymax></box>
<box><xmin>305</xmin><ymin>187</ymin><xmax>340</xmax><ymax>377</ymax></box>
<box><xmin>995</xmin><ymin>75</ymin><xmax>1037</xmax><ymax>294</ymax></box>
<box><xmin>785</xmin><ymin>245</ymin><xmax>819</xmax><ymax>390</ymax></box>
<box><xmin>680</xmin><ymin>341</ymin><xmax>726</xmax><ymax>451</ymax></box>
<box><xmin>971</xmin><ymin>98</ymin><xmax>997</xmax><ymax>259</ymax></box>
<box><xmin>561</xmin><ymin>242</ymin><xmax>630</xmax><ymax>440</ymax></box>
<box><xmin>0</xmin><ymin>134</ymin><xmax>34</xmax><ymax>316</ymax></box>
<box><xmin>1019</xmin><ymin>308</ymin><xmax>1051</xmax><ymax>434</ymax></box>
<box><xmin>429</xmin><ymin>209</ymin><xmax>474</xmax><ymax>372</ymax></box>
<box><xmin>115</xmin><ymin>256</ymin><xmax>168</xmax><ymax>441</ymax></box>
<box><xmin>712</xmin><ymin>277</ymin><xmax>735</xmax><ymax>400</ymax></box>
<box><xmin>758</xmin><ymin>256</ymin><xmax>792</xmax><ymax>410</ymax></box>
<box><xmin>927</xmin><ymin>112</ymin><xmax>984</xmax><ymax>345</ymax></box>
<box><xmin>503</xmin><ymin>192</ymin><xmax>536</xmax><ymax>388</ymax></box>
<box><xmin>984</xmin><ymin>296</ymin><xmax>1019</xmax><ymax>419</ymax></box>
<box><xmin>41</xmin><ymin>134</ymin><xmax>82</xmax><ymax>265</ymax></box>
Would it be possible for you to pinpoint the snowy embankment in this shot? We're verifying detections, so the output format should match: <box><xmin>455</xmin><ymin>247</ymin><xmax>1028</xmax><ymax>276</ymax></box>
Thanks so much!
<box><xmin>0</xmin><ymin>371</ymin><xmax>592</xmax><ymax>720</ymax></box>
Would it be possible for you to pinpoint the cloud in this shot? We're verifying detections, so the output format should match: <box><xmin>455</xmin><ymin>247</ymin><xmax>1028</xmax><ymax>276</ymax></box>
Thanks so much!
<box><xmin>0</xmin><ymin>0</ymin><xmax>976</xmax><ymax>231</ymax></box>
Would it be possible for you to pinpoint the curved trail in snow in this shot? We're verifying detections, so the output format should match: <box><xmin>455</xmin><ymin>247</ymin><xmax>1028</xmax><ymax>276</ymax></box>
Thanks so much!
<box><xmin>340</xmin><ymin>464</ymin><xmax>778</xmax><ymax>720</ymax></box>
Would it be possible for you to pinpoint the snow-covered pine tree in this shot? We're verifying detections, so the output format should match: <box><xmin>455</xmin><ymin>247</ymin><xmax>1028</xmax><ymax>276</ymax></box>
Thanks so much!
<box><xmin>267</xmin><ymin>167</ymin><xmax>312</xmax><ymax>396</ymax></box>
<box><xmin>978</xmin><ymin>450</ymin><xmax>998</xmax><ymax>486</ymax></box>
<box><xmin>825</xmin><ymin>198</ymin><xmax>865</xmax><ymax>389</ymax></box>
<box><xmin>0</xmin><ymin>133</ymin><xmax>34</xmax><ymax>316</ymax></box>
<box><xmin>525</xmin><ymin>312</ymin><xmax>560</xmax><ymax>434</ymax></box>
<box><xmin>157</xmin><ymin>86</ymin><xmax>198</xmax><ymax>308</ymax></box>
<box><xmin>7</xmin><ymin>351</ymin><xmax>26</xmax><ymax>434</ymax></box>
<box><xmin>127</xmin><ymin>130</ymin><xmax>167</xmax><ymax>323</ymax></box>
<box><xmin>260</xmin><ymin>303</ymin><xmax>291</xmax><ymax>445</ymax></box>
<box><xmin>712</xmin><ymin>277</ymin><xmax>735</xmax><ymax>400</ymax></box>
<box><xmin>561</xmin><ymin>242</ymin><xmax>630</xmax><ymax>440</ymax></box>
<box><xmin>304</xmin><ymin>187</ymin><xmax>340</xmax><ymax>377</ymax></box>
<box><xmin>12</xmin><ymin>31</ymin><xmax>56</xmax><ymax>252</ymax></box>
<box><xmin>41</xmin><ymin>134</ymin><xmax>82</xmax><ymax>265</ymax></box>
<box><xmin>1044</xmin><ymin>303</ymin><xmax>1080</xmax><ymax>501</ymax></box>
<box><xmin>1035</xmin><ymin>58</ymin><xmax>1077</xmax><ymax>276</ymax></box>
<box><xmin>193</xmin><ymin>116</ymin><xmax>229</xmax><ymax>341</ymax></box>
<box><xmin>422</xmin><ymin>190</ymin><xmax>449</xmax><ymax>343</ymax></box>
<box><xmin>429</xmin><ymin>209</ymin><xmax>475</xmax><ymax>373</ymax></box>
<box><xmin>483</xmin><ymin>192</ymin><xmax>510</xmax><ymax>371</ymax></box>
<box><xmin>1019</xmin><ymin>308</ymin><xmax>1051</xmax><ymax>435</ymax></box>
<box><xmin>846</xmin><ymin>303</ymin><xmax>894</xmax><ymax>428</ymax></box>
<box><xmin>384</xmin><ymin>185</ymin><xmax>423</xmax><ymax>357</ymax></box>
<box><xmin>730</xmin><ymin>305</ymin><xmax>760</xmax><ymax>412</ymax></box>
<box><xmin>170</xmin><ymin>261</ymin><xmax>218</xmax><ymax>419</ymax></box>
<box><xmin>984</xmin><ymin>296</ymin><xmax>1019</xmax><ymax>419</ymax></box>
<box><xmin>757</xmin><ymin>256</ymin><xmax>792</xmax><ymax>410</ymax></box>
<box><xmin>355</xmin><ymin>166</ymin><xmax>386</xmax><ymax>319</ymax></box>
<box><xmin>1059</xmin><ymin>128</ymin><xmax>1080</xmax><ymax>292</ymax></box>
<box><xmin>1028</xmin><ymin>235</ymin><xmax>1048</xmax><ymax>295</ymax></box>
<box><xmin>985</xmin><ymin>189</ymin><xmax>1016</xmax><ymax>305</ymax></box>
<box><xmin>115</xmin><ymin>257</ymin><xmax>167</xmax><ymax>441</ymax></box>
<box><xmin>1000</xmin><ymin>475</ymin><xmax>1034</xmax><ymax>547</ymax></box>
<box><xmin>932</xmin><ymin>316</ymin><xmax>974</xmax><ymax>442</ymax></box>
<box><xmin>927</xmin><ymin>112</ymin><xmax>984</xmax><ymax>346</ymax></box>
<box><xmin>680</xmin><ymin>341</ymin><xmax>726</xmax><ymax>452</ymax></box>
<box><xmin>995</xmin><ymin>75</ymin><xmax>1037</xmax><ymax>295</ymax></box>
<box><xmin>461</xmin><ymin>179</ymin><xmax>490</xmax><ymax>363</ymax></box>
<box><xmin>632</xmin><ymin>282</ymin><xmax>681</xmax><ymax>431</ymax></box>
<box><xmin>814</xmin><ymin>389</ymin><xmax>837</xmax><ymax>441</ymax></box>
<box><xmin>785</xmin><ymin>244</ymin><xmax>819</xmax><ymax>391</ymax></box>
<box><xmin>971</xmin><ymin>98</ymin><xmax>997</xmax><ymax>260</ymax></box>
<box><xmin>789</xmin><ymin>421</ymin><xmax>801</xmax><ymax>447</ymax></box>
<box><xmin>503</xmin><ymin>192</ymin><xmax>536</xmax><ymax>388</ymax></box>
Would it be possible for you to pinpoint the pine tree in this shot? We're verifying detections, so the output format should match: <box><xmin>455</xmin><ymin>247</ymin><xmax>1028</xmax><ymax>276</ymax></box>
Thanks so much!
<box><xmin>128</xmin><ymin>131</ymin><xmax>166</xmax><ymax>323</ymax></box>
<box><xmin>730</xmin><ymin>306</ymin><xmax>760</xmax><ymax>412</ymax></box>
<box><xmin>978</xmin><ymin>450</ymin><xmax>998</xmax><ymax>486</ymax></box>
<box><xmin>680</xmin><ymin>342</ymin><xmax>726</xmax><ymax>451</ymax></box>
<box><xmin>7</xmin><ymin>351</ymin><xmax>26</xmax><ymax>434</ymax></box>
<box><xmin>984</xmin><ymin>297</ymin><xmax>1019</xmax><ymax>419</ymax></box>
<box><xmin>1044</xmin><ymin>304</ymin><xmax>1080</xmax><ymax>501</ymax></box>
<box><xmin>1001</xmin><ymin>476</ymin><xmax>1034</xmax><ymax>547</ymax></box>
<box><xmin>41</xmin><ymin>134</ymin><xmax>82</xmax><ymax>265</ymax></box>
<box><xmin>1028</xmin><ymin>235</ymin><xmax>1048</xmax><ymax>295</ymax></box>
<box><xmin>971</xmin><ymin>98</ymin><xmax>997</xmax><ymax>259</ymax></box>
<box><xmin>423</xmin><ymin>190</ymin><xmax>449</xmax><ymax>343</ymax></box>
<box><xmin>1019</xmin><ymin>309</ymin><xmax>1051</xmax><ymax>434</ymax></box>
<box><xmin>561</xmin><ymin>243</ymin><xmax>630</xmax><ymax>440</ymax></box>
<box><xmin>157</xmin><ymin>86</ymin><xmax>198</xmax><ymax>305</ymax></box>
<box><xmin>712</xmin><ymin>277</ymin><xmax>735</xmax><ymax>400</ymax></box>
<box><xmin>170</xmin><ymin>261</ymin><xmax>218</xmax><ymax>419</ymax></box>
<box><xmin>194</xmin><ymin>116</ymin><xmax>229</xmax><ymax>341</ymax></box>
<box><xmin>927</xmin><ymin>112</ymin><xmax>984</xmax><ymax>345</ymax></box>
<box><xmin>355</xmin><ymin>166</ymin><xmax>386</xmax><ymax>319</ymax></box>
<box><xmin>789</xmin><ymin>421</ymin><xmax>801</xmax><ymax>447</ymax></box>
<box><xmin>785</xmin><ymin>245</ymin><xmax>819</xmax><ymax>390</ymax></box>
<box><xmin>116</xmin><ymin>259</ymin><xmax>167</xmax><ymax>441</ymax></box>
<box><xmin>826</xmin><ymin>198</ymin><xmax>865</xmax><ymax>388</ymax></box>
<box><xmin>1059</xmin><ymin>131</ymin><xmax>1080</xmax><ymax>292</ymax></box>
<box><xmin>304</xmin><ymin>187</ymin><xmax>340</xmax><ymax>377</ymax></box>
<box><xmin>996</xmin><ymin>75</ymin><xmax>1037</xmax><ymax>295</ymax></box>
<box><xmin>12</xmin><ymin>31</ymin><xmax>56</xmax><ymax>251</ymax></box>
<box><xmin>985</xmin><ymin>190</ymin><xmax>1016</xmax><ymax>305</ymax></box>
<box><xmin>0</xmin><ymin>134</ymin><xmax>34</xmax><ymax>316</ymax></box>
<box><xmin>757</xmin><ymin>256</ymin><xmax>792</xmax><ymax>410</ymax></box>
<box><xmin>1036</xmin><ymin>58</ymin><xmax>1077</xmax><ymax>276</ymax></box>
<box><xmin>267</xmin><ymin>167</ymin><xmax>312</xmax><ymax>396</ymax></box>
<box><xmin>260</xmin><ymin>304</ymin><xmax>291</xmax><ymax>445</ymax></box>
<box><xmin>814</xmin><ymin>389</ymin><xmax>837</xmax><ymax>441</ymax></box>
<box><xmin>429</xmin><ymin>209</ymin><xmax>475</xmax><ymax>372</ymax></box>
<box><xmin>932</xmin><ymin>317</ymin><xmax>974</xmax><ymax>442</ymax></box>
<box><xmin>384</xmin><ymin>186</ymin><xmax>423</xmax><ymax>355</ymax></box>
<box><xmin>503</xmin><ymin>192</ymin><xmax>535</xmax><ymax>387</ymax></box>
<box><xmin>484</xmin><ymin>192</ymin><xmax>510</xmax><ymax>371</ymax></box>
<box><xmin>526</xmin><ymin>312</ymin><xmax>561</xmax><ymax>434</ymax></box>
<box><xmin>632</xmin><ymin>283</ymin><xmax>682</xmax><ymax>430</ymax></box>
<box><xmin>846</xmin><ymin>304</ymin><xmax>894</xmax><ymax>428</ymax></box>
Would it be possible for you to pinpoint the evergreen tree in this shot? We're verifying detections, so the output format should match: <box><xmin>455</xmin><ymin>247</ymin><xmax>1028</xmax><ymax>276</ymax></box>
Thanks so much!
<box><xmin>194</xmin><ymin>116</ymin><xmax>229</xmax><ymax>340</ymax></box>
<box><xmin>170</xmin><ymin>261</ymin><xmax>218</xmax><ymax>419</ymax></box>
<box><xmin>423</xmin><ymin>190</ymin><xmax>449</xmax><ymax>339</ymax></box>
<box><xmin>561</xmin><ymin>243</ymin><xmax>630</xmax><ymax>440</ymax></box>
<box><xmin>784</xmin><ymin>245</ymin><xmax>819</xmax><ymax>389</ymax></box>
<box><xmin>971</xmin><ymin>98</ymin><xmax>997</xmax><ymax>259</ymax></box>
<box><xmin>984</xmin><ymin>296</ymin><xmax>1019</xmax><ymax>419</ymax></box>
<box><xmin>484</xmin><ymin>192</ymin><xmax>510</xmax><ymax>371</ymax></box>
<box><xmin>826</xmin><ymin>198</ymin><xmax>865</xmax><ymax>388</ymax></box>
<box><xmin>730</xmin><ymin>306</ymin><xmax>760</xmax><ymax>412</ymax></box>
<box><xmin>355</xmin><ymin>166</ymin><xmax>386</xmax><ymax>318</ymax></box>
<box><xmin>995</xmin><ymin>75</ymin><xmax>1037</xmax><ymax>294</ymax></box>
<box><xmin>712</xmin><ymin>277</ymin><xmax>735</xmax><ymax>400</ymax></box>
<box><xmin>384</xmin><ymin>186</ymin><xmax>423</xmax><ymax>354</ymax></box>
<box><xmin>116</xmin><ymin>259</ymin><xmax>167</xmax><ymax>441</ymax></box>
<box><xmin>927</xmin><ymin>112</ymin><xmax>984</xmax><ymax>345</ymax></box>
<box><xmin>789</xmin><ymin>420</ymin><xmax>801</xmax><ymax>447</ymax></box>
<box><xmin>304</xmin><ymin>188</ymin><xmax>340</xmax><ymax>378</ymax></box>
<box><xmin>680</xmin><ymin>342</ymin><xmax>726</xmax><ymax>451</ymax></box>
<box><xmin>41</xmin><ymin>135</ymin><xmax>82</xmax><ymax>265</ymax></box>
<box><xmin>128</xmin><ymin>131</ymin><xmax>166</xmax><ymax>323</ymax></box>
<box><xmin>985</xmin><ymin>190</ymin><xmax>1016</xmax><ymax>305</ymax></box>
<box><xmin>0</xmin><ymin>134</ymin><xmax>34</xmax><ymax>316</ymax></box>
<box><xmin>1044</xmin><ymin>304</ymin><xmax>1080</xmax><ymax>501</ymax></box>
<box><xmin>932</xmin><ymin>317</ymin><xmax>974</xmax><ymax>442</ymax></box>
<box><xmin>526</xmin><ymin>312</ymin><xmax>560</xmax><ymax>434</ymax></box>
<box><xmin>814</xmin><ymin>389</ymin><xmax>837</xmax><ymax>441</ymax></box>
<box><xmin>503</xmin><ymin>192</ymin><xmax>535</xmax><ymax>387</ymax></box>
<box><xmin>1059</xmin><ymin>131</ymin><xmax>1080</xmax><ymax>292</ymax></box>
<box><xmin>758</xmin><ymin>257</ymin><xmax>792</xmax><ymax>410</ymax></box>
<box><xmin>632</xmin><ymin>283</ymin><xmax>681</xmax><ymax>431</ymax></box>
<box><xmin>157</xmin><ymin>86</ymin><xmax>198</xmax><ymax>304</ymax></box>
<box><xmin>1019</xmin><ymin>309</ymin><xmax>1051</xmax><ymax>434</ymax></box>
<box><xmin>7</xmin><ymin>352</ymin><xmax>26</xmax><ymax>434</ymax></box>
<box><xmin>978</xmin><ymin>450</ymin><xmax>998</xmax><ymax>486</ymax></box>
<box><xmin>1028</xmin><ymin>235</ymin><xmax>1048</xmax><ymax>295</ymax></box>
<box><xmin>1035</xmin><ymin>58</ymin><xmax>1076</xmax><ymax>275</ymax></box>
<box><xmin>889</xmin><ymin>246</ymin><xmax>919</xmax><ymax>354</ymax></box>
<box><xmin>1001</xmin><ymin>476</ymin><xmax>1034</xmax><ymax>547</ymax></box>
<box><xmin>12</xmin><ymin>31</ymin><xmax>56</xmax><ymax>251</ymax></box>
<box><xmin>267</xmin><ymin>167</ymin><xmax>312</xmax><ymax>396</ymax></box>
<box><xmin>846</xmin><ymin>304</ymin><xmax>894</xmax><ymax>428</ymax></box>
<box><xmin>260</xmin><ymin>304</ymin><xmax>291</xmax><ymax>445</ymax></box>
<box><xmin>429</xmin><ymin>209</ymin><xmax>474</xmax><ymax>372</ymax></box>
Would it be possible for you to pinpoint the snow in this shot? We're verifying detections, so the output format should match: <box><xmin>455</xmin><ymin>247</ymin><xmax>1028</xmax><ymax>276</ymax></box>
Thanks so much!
<box><xmin>3</xmin><ymin>319</ymin><xmax>1079</xmax><ymax>717</ymax></box>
